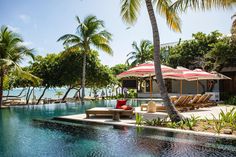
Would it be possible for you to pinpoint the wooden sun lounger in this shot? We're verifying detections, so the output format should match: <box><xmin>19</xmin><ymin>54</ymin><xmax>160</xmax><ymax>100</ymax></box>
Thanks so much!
<box><xmin>174</xmin><ymin>95</ymin><xmax>188</xmax><ymax>107</ymax></box>
<box><xmin>192</xmin><ymin>94</ymin><xmax>216</xmax><ymax>108</ymax></box>
<box><xmin>140</xmin><ymin>96</ymin><xmax>190</xmax><ymax>113</ymax></box>
<box><xmin>86</xmin><ymin>107</ymin><xmax>134</xmax><ymax>119</ymax></box>
<box><xmin>196</xmin><ymin>94</ymin><xmax>208</xmax><ymax>104</ymax></box>
<box><xmin>200</xmin><ymin>94</ymin><xmax>216</xmax><ymax>107</ymax></box>
<box><xmin>180</xmin><ymin>95</ymin><xmax>195</xmax><ymax>111</ymax></box>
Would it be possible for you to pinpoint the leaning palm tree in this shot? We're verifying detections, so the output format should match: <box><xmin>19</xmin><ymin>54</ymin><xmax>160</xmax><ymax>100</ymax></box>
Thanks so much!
<box><xmin>126</xmin><ymin>40</ymin><xmax>153</xmax><ymax>67</ymax></box>
<box><xmin>120</xmin><ymin>0</ymin><xmax>234</xmax><ymax>122</ymax></box>
<box><xmin>0</xmin><ymin>25</ymin><xmax>40</xmax><ymax>107</ymax></box>
<box><xmin>58</xmin><ymin>15</ymin><xmax>113</xmax><ymax>104</ymax></box>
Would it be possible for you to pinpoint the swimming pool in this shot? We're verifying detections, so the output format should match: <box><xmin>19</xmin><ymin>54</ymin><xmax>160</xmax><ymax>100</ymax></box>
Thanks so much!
<box><xmin>0</xmin><ymin>100</ymin><xmax>235</xmax><ymax>157</ymax></box>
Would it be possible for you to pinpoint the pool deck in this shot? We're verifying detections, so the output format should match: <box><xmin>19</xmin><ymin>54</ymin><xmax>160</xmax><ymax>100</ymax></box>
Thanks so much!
<box><xmin>56</xmin><ymin>105</ymin><xmax>235</xmax><ymax>124</ymax></box>
<box><xmin>53</xmin><ymin>105</ymin><xmax>236</xmax><ymax>139</ymax></box>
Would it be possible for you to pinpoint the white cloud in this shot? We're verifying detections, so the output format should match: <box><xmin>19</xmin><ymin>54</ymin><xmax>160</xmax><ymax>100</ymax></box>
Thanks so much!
<box><xmin>19</xmin><ymin>14</ymin><xmax>31</xmax><ymax>23</ymax></box>
<box><xmin>6</xmin><ymin>25</ymin><xmax>20</xmax><ymax>33</ymax></box>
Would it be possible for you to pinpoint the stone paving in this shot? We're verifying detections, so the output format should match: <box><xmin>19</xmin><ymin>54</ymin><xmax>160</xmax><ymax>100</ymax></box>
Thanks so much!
<box><xmin>56</xmin><ymin>105</ymin><xmax>235</xmax><ymax>125</ymax></box>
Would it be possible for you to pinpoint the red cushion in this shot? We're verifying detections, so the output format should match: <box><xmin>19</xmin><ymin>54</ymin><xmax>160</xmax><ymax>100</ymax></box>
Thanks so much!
<box><xmin>121</xmin><ymin>105</ymin><xmax>133</xmax><ymax>110</ymax></box>
<box><xmin>116</xmin><ymin>100</ymin><xmax>127</xmax><ymax>109</ymax></box>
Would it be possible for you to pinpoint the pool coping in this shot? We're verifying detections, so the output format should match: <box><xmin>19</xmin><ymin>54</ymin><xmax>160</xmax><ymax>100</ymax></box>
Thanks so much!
<box><xmin>53</xmin><ymin>116</ymin><xmax>236</xmax><ymax>140</ymax></box>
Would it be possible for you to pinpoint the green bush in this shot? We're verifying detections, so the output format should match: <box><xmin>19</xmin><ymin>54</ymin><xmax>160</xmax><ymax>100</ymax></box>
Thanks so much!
<box><xmin>128</xmin><ymin>89</ymin><xmax>137</xmax><ymax>98</ymax></box>
<box><xmin>219</xmin><ymin>108</ymin><xmax>236</xmax><ymax>124</ymax></box>
<box><xmin>135</xmin><ymin>113</ymin><xmax>143</xmax><ymax>126</ymax></box>
<box><xmin>225</xmin><ymin>96</ymin><xmax>236</xmax><ymax>105</ymax></box>
<box><xmin>145</xmin><ymin>117</ymin><xmax>166</xmax><ymax>126</ymax></box>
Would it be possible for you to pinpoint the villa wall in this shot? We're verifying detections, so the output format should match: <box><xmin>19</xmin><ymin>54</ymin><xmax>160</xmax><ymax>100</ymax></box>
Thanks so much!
<box><xmin>220</xmin><ymin>67</ymin><xmax>236</xmax><ymax>96</ymax></box>
<box><xmin>151</xmin><ymin>79</ymin><xmax>219</xmax><ymax>94</ymax></box>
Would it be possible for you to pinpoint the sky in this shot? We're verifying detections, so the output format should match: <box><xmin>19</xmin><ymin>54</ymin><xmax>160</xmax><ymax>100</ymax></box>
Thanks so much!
<box><xmin>0</xmin><ymin>0</ymin><xmax>235</xmax><ymax>67</ymax></box>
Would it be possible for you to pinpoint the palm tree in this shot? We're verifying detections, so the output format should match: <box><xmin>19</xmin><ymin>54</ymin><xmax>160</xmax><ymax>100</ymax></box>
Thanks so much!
<box><xmin>0</xmin><ymin>26</ymin><xmax>39</xmax><ymax>107</ymax></box>
<box><xmin>120</xmin><ymin>0</ymin><xmax>234</xmax><ymax>122</ymax></box>
<box><xmin>126</xmin><ymin>40</ymin><xmax>153</xmax><ymax>66</ymax></box>
<box><xmin>58</xmin><ymin>15</ymin><xmax>113</xmax><ymax>104</ymax></box>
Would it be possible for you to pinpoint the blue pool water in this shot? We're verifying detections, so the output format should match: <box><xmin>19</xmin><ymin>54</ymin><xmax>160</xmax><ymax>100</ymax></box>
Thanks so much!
<box><xmin>0</xmin><ymin>100</ymin><xmax>236</xmax><ymax>157</ymax></box>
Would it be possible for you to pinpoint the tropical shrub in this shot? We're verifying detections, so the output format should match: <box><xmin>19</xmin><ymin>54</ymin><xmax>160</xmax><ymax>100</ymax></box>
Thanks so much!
<box><xmin>135</xmin><ymin>113</ymin><xmax>143</xmax><ymax>126</ymax></box>
<box><xmin>225</xmin><ymin>96</ymin><xmax>236</xmax><ymax>105</ymax></box>
<box><xmin>167</xmin><ymin>122</ymin><xmax>178</xmax><ymax>128</ymax></box>
<box><xmin>219</xmin><ymin>108</ymin><xmax>236</xmax><ymax>124</ymax></box>
<box><xmin>145</xmin><ymin>117</ymin><xmax>166</xmax><ymax>126</ymax></box>
<box><xmin>184</xmin><ymin>115</ymin><xmax>199</xmax><ymax>130</ymax></box>
<box><xmin>128</xmin><ymin>89</ymin><xmax>137</xmax><ymax>98</ymax></box>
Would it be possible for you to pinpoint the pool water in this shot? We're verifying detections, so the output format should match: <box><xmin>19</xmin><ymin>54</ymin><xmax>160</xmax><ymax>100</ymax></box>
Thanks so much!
<box><xmin>0</xmin><ymin>100</ymin><xmax>236</xmax><ymax>157</ymax></box>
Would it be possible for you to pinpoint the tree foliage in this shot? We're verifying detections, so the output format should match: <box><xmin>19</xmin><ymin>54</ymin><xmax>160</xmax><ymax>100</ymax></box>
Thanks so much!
<box><xmin>58</xmin><ymin>15</ymin><xmax>113</xmax><ymax>103</ymax></box>
<box><xmin>110</xmin><ymin>64</ymin><xmax>129</xmax><ymax>76</ymax></box>
<box><xmin>0</xmin><ymin>25</ymin><xmax>39</xmax><ymax>106</ymax></box>
<box><xmin>165</xmin><ymin>31</ymin><xmax>236</xmax><ymax>71</ymax></box>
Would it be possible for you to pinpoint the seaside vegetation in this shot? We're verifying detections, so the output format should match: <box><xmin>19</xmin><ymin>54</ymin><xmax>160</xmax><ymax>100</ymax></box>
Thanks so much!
<box><xmin>135</xmin><ymin>108</ymin><xmax>236</xmax><ymax>135</ymax></box>
<box><xmin>4</xmin><ymin>49</ymin><xmax>116</xmax><ymax>104</ymax></box>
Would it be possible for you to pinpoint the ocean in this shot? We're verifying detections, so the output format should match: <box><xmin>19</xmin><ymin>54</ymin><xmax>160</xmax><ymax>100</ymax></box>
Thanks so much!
<box><xmin>3</xmin><ymin>87</ymin><xmax>110</xmax><ymax>100</ymax></box>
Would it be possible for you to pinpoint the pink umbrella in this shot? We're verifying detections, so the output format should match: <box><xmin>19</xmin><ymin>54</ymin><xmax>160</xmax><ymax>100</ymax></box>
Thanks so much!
<box><xmin>117</xmin><ymin>62</ymin><xmax>175</xmax><ymax>98</ymax></box>
<box><xmin>163</xmin><ymin>67</ymin><xmax>215</xmax><ymax>94</ymax></box>
<box><xmin>117</xmin><ymin>62</ymin><xmax>174</xmax><ymax>78</ymax></box>
<box><xmin>163</xmin><ymin>67</ymin><xmax>195</xmax><ymax>95</ymax></box>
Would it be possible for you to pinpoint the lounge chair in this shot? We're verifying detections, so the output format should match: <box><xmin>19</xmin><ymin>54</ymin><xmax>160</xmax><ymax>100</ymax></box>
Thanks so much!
<box><xmin>196</xmin><ymin>94</ymin><xmax>208</xmax><ymax>104</ymax></box>
<box><xmin>200</xmin><ymin>94</ymin><xmax>216</xmax><ymax>107</ymax></box>
<box><xmin>180</xmin><ymin>95</ymin><xmax>195</xmax><ymax>111</ymax></box>
<box><xmin>173</xmin><ymin>95</ymin><xmax>188</xmax><ymax>107</ymax></box>
<box><xmin>190</xmin><ymin>94</ymin><xmax>202</xmax><ymax>104</ymax></box>
<box><xmin>157</xmin><ymin>95</ymin><xmax>188</xmax><ymax>112</ymax></box>
<box><xmin>86</xmin><ymin>107</ymin><xmax>134</xmax><ymax>119</ymax></box>
<box><xmin>193</xmin><ymin>94</ymin><xmax>210</xmax><ymax>108</ymax></box>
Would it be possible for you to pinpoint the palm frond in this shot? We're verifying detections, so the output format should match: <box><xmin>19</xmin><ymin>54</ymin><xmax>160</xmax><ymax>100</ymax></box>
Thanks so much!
<box><xmin>126</xmin><ymin>51</ymin><xmax>137</xmax><ymax>57</ymax></box>
<box><xmin>93</xmin><ymin>43</ymin><xmax>113</xmax><ymax>55</ymax></box>
<box><xmin>153</xmin><ymin>0</ymin><xmax>181</xmax><ymax>32</ymax></box>
<box><xmin>0</xmin><ymin>59</ymin><xmax>14</xmax><ymax>67</ymax></box>
<box><xmin>97</xmin><ymin>30</ymin><xmax>112</xmax><ymax>41</ymax></box>
<box><xmin>172</xmin><ymin>0</ymin><xmax>235</xmax><ymax>12</ymax></box>
<box><xmin>57</xmin><ymin>34</ymin><xmax>81</xmax><ymax>42</ymax></box>
<box><xmin>120</xmin><ymin>0</ymin><xmax>141</xmax><ymax>25</ymax></box>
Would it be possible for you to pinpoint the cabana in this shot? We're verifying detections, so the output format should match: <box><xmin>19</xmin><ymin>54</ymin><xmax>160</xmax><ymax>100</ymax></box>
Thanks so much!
<box><xmin>117</xmin><ymin>62</ymin><xmax>230</xmax><ymax>101</ymax></box>
<box><xmin>117</xmin><ymin>62</ymin><xmax>175</xmax><ymax>98</ymax></box>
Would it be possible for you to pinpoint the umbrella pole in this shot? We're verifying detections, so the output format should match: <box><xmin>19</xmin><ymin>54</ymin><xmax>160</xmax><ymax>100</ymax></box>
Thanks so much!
<box><xmin>150</xmin><ymin>75</ymin><xmax>152</xmax><ymax>99</ymax></box>
<box><xmin>180</xmin><ymin>80</ymin><xmax>182</xmax><ymax>96</ymax></box>
<box><xmin>196</xmin><ymin>79</ymin><xmax>199</xmax><ymax>94</ymax></box>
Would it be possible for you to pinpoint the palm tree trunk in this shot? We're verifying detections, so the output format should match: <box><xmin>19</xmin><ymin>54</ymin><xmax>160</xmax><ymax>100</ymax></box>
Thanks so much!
<box><xmin>25</xmin><ymin>87</ymin><xmax>31</xmax><ymax>103</ymax></box>
<box><xmin>81</xmin><ymin>53</ymin><xmax>87</xmax><ymax>104</ymax></box>
<box><xmin>62</xmin><ymin>86</ymin><xmax>72</xmax><ymax>101</ymax></box>
<box><xmin>145</xmin><ymin>0</ymin><xmax>182</xmax><ymax>122</ymax></box>
<box><xmin>26</xmin><ymin>87</ymin><xmax>34</xmax><ymax>104</ymax></box>
<box><xmin>37</xmin><ymin>87</ymin><xmax>48</xmax><ymax>105</ymax></box>
<box><xmin>0</xmin><ymin>69</ymin><xmax>4</xmax><ymax>108</ymax></box>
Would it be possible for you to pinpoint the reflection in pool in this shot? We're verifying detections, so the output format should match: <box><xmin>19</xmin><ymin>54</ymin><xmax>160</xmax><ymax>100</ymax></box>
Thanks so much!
<box><xmin>0</xmin><ymin>100</ymin><xmax>235</xmax><ymax>157</ymax></box>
